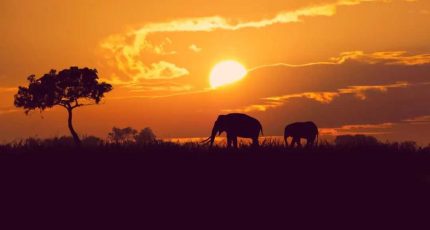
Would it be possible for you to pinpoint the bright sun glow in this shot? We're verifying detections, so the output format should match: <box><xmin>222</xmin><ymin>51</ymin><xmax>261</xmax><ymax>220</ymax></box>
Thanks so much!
<box><xmin>209</xmin><ymin>60</ymin><xmax>247</xmax><ymax>88</ymax></box>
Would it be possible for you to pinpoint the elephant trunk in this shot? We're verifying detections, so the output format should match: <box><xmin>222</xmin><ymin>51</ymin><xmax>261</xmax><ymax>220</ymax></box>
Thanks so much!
<box><xmin>284</xmin><ymin>129</ymin><xmax>291</xmax><ymax>146</ymax></box>
<box><xmin>284</xmin><ymin>129</ymin><xmax>290</xmax><ymax>138</ymax></box>
<box><xmin>210</xmin><ymin>124</ymin><xmax>220</xmax><ymax>147</ymax></box>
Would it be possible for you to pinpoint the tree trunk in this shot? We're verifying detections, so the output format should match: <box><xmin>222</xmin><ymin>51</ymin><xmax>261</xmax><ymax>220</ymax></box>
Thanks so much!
<box><xmin>67</xmin><ymin>108</ymin><xmax>81</xmax><ymax>146</ymax></box>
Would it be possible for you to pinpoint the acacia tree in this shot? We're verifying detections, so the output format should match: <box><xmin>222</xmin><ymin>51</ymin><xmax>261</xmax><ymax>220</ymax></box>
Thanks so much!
<box><xmin>14</xmin><ymin>67</ymin><xmax>112</xmax><ymax>145</ymax></box>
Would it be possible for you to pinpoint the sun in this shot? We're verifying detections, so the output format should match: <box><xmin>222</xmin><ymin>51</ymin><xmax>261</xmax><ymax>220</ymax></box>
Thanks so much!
<box><xmin>209</xmin><ymin>60</ymin><xmax>247</xmax><ymax>88</ymax></box>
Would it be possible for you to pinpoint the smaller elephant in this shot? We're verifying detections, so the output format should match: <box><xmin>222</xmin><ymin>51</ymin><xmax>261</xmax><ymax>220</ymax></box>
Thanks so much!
<box><xmin>284</xmin><ymin>121</ymin><xmax>319</xmax><ymax>148</ymax></box>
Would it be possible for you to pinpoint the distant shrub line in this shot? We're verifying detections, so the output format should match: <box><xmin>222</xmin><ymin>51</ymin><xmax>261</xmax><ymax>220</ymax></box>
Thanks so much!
<box><xmin>0</xmin><ymin>134</ymin><xmax>428</xmax><ymax>155</ymax></box>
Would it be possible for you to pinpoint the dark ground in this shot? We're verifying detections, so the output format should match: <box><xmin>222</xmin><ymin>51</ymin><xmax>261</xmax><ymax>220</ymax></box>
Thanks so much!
<box><xmin>1</xmin><ymin>142</ymin><xmax>430</xmax><ymax>227</ymax></box>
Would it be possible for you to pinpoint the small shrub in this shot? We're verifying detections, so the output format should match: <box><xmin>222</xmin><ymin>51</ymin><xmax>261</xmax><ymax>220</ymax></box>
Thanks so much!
<box><xmin>108</xmin><ymin>127</ymin><xmax>138</xmax><ymax>144</ymax></box>
<box><xmin>135</xmin><ymin>127</ymin><xmax>157</xmax><ymax>145</ymax></box>
<box><xmin>335</xmin><ymin>135</ymin><xmax>379</xmax><ymax>148</ymax></box>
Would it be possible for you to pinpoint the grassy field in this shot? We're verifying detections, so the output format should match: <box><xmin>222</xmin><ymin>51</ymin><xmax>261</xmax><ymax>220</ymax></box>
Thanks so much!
<box><xmin>1</xmin><ymin>139</ymin><xmax>430</xmax><ymax>190</ymax></box>
<box><xmin>1</xmin><ymin>138</ymin><xmax>429</xmax><ymax>222</ymax></box>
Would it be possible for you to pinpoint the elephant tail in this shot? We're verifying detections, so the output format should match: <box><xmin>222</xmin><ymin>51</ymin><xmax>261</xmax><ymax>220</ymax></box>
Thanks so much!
<box><xmin>259</xmin><ymin>124</ymin><xmax>264</xmax><ymax>136</ymax></box>
<box><xmin>315</xmin><ymin>130</ymin><xmax>319</xmax><ymax>147</ymax></box>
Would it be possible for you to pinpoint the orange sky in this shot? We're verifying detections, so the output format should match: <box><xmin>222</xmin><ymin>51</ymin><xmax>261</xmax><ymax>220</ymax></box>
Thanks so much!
<box><xmin>1</xmin><ymin>0</ymin><xmax>430</xmax><ymax>143</ymax></box>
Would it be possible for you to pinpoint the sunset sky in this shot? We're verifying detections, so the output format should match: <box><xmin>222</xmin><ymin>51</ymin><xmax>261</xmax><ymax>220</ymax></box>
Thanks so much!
<box><xmin>1</xmin><ymin>0</ymin><xmax>430</xmax><ymax>143</ymax></box>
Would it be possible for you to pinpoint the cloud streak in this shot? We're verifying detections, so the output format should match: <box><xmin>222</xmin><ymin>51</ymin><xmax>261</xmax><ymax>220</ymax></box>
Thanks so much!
<box><xmin>250</xmin><ymin>51</ymin><xmax>430</xmax><ymax>71</ymax></box>
<box><xmin>320</xmin><ymin>122</ymin><xmax>394</xmax><ymax>136</ymax></box>
<box><xmin>334</xmin><ymin>51</ymin><xmax>430</xmax><ymax>66</ymax></box>
<box><xmin>338</xmin><ymin>81</ymin><xmax>409</xmax><ymax>100</ymax></box>
<box><xmin>320</xmin><ymin>113</ymin><xmax>430</xmax><ymax>137</ymax></box>
<box><xmin>127</xmin><ymin>82</ymin><xmax>193</xmax><ymax>93</ymax></box>
<box><xmin>225</xmin><ymin>81</ymin><xmax>412</xmax><ymax>113</ymax></box>
<box><xmin>0</xmin><ymin>107</ymin><xmax>19</xmax><ymax>116</ymax></box>
<box><xmin>0</xmin><ymin>87</ymin><xmax>16</xmax><ymax>93</ymax></box>
<box><xmin>402</xmin><ymin>115</ymin><xmax>430</xmax><ymax>124</ymax></box>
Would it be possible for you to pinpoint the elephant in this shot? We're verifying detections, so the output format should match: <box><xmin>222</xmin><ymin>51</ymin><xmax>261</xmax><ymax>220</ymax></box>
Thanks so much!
<box><xmin>284</xmin><ymin>121</ymin><xmax>319</xmax><ymax>148</ymax></box>
<box><xmin>202</xmin><ymin>113</ymin><xmax>263</xmax><ymax>148</ymax></box>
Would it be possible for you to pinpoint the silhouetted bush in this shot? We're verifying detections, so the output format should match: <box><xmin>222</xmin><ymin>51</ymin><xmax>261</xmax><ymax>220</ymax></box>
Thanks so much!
<box><xmin>135</xmin><ymin>127</ymin><xmax>157</xmax><ymax>145</ymax></box>
<box><xmin>108</xmin><ymin>127</ymin><xmax>138</xmax><ymax>144</ymax></box>
<box><xmin>107</xmin><ymin>127</ymin><xmax>157</xmax><ymax>145</ymax></box>
<box><xmin>399</xmin><ymin>141</ymin><xmax>418</xmax><ymax>153</ymax></box>
<box><xmin>43</xmin><ymin>136</ymin><xmax>75</xmax><ymax>147</ymax></box>
<box><xmin>82</xmin><ymin>135</ymin><xmax>104</xmax><ymax>147</ymax></box>
<box><xmin>335</xmin><ymin>135</ymin><xmax>379</xmax><ymax>148</ymax></box>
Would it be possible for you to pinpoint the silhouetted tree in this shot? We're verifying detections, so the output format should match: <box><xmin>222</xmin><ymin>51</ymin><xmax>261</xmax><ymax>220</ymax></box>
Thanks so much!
<box><xmin>14</xmin><ymin>67</ymin><xmax>112</xmax><ymax>146</ymax></box>
<box><xmin>135</xmin><ymin>127</ymin><xmax>157</xmax><ymax>144</ymax></box>
<box><xmin>108</xmin><ymin>127</ymin><xmax>138</xmax><ymax>144</ymax></box>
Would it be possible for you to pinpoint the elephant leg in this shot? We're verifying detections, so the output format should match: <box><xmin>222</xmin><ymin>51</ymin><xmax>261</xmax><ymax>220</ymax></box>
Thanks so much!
<box><xmin>307</xmin><ymin>137</ymin><xmax>315</xmax><ymax>148</ymax></box>
<box><xmin>226</xmin><ymin>135</ymin><xmax>232</xmax><ymax>148</ymax></box>
<box><xmin>291</xmin><ymin>137</ymin><xmax>298</xmax><ymax>148</ymax></box>
<box><xmin>252</xmin><ymin>137</ymin><xmax>259</xmax><ymax>148</ymax></box>
<box><xmin>233</xmin><ymin>137</ymin><xmax>238</xmax><ymax>149</ymax></box>
<box><xmin>284</xmin><ymin>137</ymin><xmax>289</xmax><ymax>148</ymax></box>
<box><xmin>296</xmin><ymin>138</ymin><xmax>302</xmax><ymax>148</ymax></box>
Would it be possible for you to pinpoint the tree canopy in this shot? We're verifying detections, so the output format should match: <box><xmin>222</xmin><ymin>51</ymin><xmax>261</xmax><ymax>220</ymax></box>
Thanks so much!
<box><xmin>15</xmin><ymin>67</ymin><xmax>112</xmax><ymax>112</ymax></box>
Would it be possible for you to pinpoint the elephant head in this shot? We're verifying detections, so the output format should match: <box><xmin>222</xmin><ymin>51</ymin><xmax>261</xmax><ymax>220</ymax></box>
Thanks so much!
<box><xmin>284</xmin><ymin>124</ymin><xmax>296</xmax><ymax>138</ymax></box>
<box><xmin>208</xmin><ymin>115</ymin><xmax>227</xmax><ymax>147</ymax></box>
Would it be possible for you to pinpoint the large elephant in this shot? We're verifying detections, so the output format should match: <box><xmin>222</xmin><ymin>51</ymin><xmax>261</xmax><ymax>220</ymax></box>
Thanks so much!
<box><xmin>203</xmin><ymin>113</ymin><xmax>263</xmax><ymax>148</ymax></box>
<box><xmin>284</xmin><ymin>122</ymin><xmax>319</xmax><ymax>148</ymax></box>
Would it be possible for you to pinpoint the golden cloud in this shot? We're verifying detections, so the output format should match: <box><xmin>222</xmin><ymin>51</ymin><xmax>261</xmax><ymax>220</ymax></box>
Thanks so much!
<box><xmin>225</xmin><ymin>92</ymin><xmax>340</xmax><ymax>113</ymax></box>
<box><xmin>128</xmin><ymin>83</ymin><xmax>193</xmax><ymax>93</ymax></box>
<box><xmin>334</xmin><ymin>51</ymin><xmax>430</xmax><ymax>65</ymax></box>
<box><xmin>321</xmin><ymin>113</ymin><xmax>430</xmax><ymax>136</ymax></box>
<box><xmin>403</xmin><ymin>115</ymin><xmax>430</xmax><ymax>124</ymax></box>
<box><xmin>189</xmin><ymin>44</ymin><xmax>202</xmax><ymax>53</ymax></box>
<box><xmin>223</xmin><ymin>101</ymin><xmax>283</xmax><ymax>113</ymax></box>
<box><xmin>228</xmin><ymin>81</ymin><xmax>413</xmax><ymax>113</ymax></box>
<box><xmin>266</xmin><ymin>92</ymin><xmax>339</xmax><ymax>104</ymax></box>
<box><xmin>320</xmin><ymin>122</ymin><xmax>394</xmax><ymax>136</ymax></box>
<box><xmin>338</xmin><ymin>82</ymin><xmax>409</xmax><ymax>100</ymax></box>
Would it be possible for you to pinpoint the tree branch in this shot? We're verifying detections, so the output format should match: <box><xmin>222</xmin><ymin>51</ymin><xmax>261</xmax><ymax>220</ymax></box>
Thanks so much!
<box><xmin>72</xmin><ymin>103</ymin><xmax>98</xmax><ymax>108</ymax></box>
<box><xmin>74</xmin><ymin>99</ymin><xmax>80</xmax><ymax>108</ymax></box>
<box><xmin>58</xmin><ymin>103</ymin><xmax>69</xmax><ymax>109</ymax></box>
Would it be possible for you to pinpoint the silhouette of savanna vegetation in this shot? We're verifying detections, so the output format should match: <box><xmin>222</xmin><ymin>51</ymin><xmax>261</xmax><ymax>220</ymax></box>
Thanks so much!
<box><xmin>1</xmin><ymin>134</ymin><xmax>429</xmax><ymax>221</ymax></box>
<box><xmin>3</xmin><ymin>67</ymin><xmax>430</xmax><ymax>219</ymax></box>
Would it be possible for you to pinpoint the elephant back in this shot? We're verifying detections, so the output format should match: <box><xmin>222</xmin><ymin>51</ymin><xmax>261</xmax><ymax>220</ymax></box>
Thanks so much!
<box><xmin>285</xmin><ymin>121</ymin><xmax>318</xmax><ymax>136</ymax></box>
<box><xmin>225</xmin><ymin>113</ymin><xmax>262</xmax><ymax>136</ymax></box>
